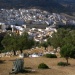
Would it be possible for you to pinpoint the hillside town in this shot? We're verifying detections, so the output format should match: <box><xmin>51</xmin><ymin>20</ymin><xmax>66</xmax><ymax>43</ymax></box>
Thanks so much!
<box><xmin>0</xmin><ymin>8</ymin><xmax>75</xmax><ymax>42</ymax></box>
<box><xmin>0</xmin><ymin>23</ymin><xmax>57</xmax><ymax>43</ymax></box>
<box><xmin>0</xmin><ymin>8</ymin><xmax>75</xmax><ymax>26</ymax></box>
<box><xmin>0</xmin><ymin>0</ymin><xmax>75</xmax><ymax>74</ymax></box>
<box><xmin>1</xmin><ymin>6</ymin><xmax>75</xmax><ymax>75</ymax></box>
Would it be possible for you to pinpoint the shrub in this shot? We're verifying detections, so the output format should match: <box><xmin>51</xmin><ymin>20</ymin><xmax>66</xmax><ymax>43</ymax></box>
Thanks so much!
<box><xmin>38</xmin><ymin>63</ymin><xmax>49</xmax><ymax>69</ymax></box>
<box><xmin>44</xmin><ymin>54</ymin><xmax>57</xmax><ymax>58</ymax></box>
<box><xmin>57</xmin><ymin>62</ymin><xmax>70</xmax><ymax>66</ymax></box>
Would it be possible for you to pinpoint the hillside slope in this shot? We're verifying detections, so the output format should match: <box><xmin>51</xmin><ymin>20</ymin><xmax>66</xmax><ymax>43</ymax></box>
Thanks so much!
<box><xmin>0</xmin><ymin>0</ymin><xmax>67</xmax><ymax>13</ymax></box>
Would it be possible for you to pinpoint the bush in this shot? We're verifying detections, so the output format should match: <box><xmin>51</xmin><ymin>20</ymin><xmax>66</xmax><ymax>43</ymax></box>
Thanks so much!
<box><xmin>44</xmin><ymin>54</ymin><xmax>57</xmax><ymax>58</ymax></box>
<box><xmin>38</xmin><ymin>63</ymin><xmax>49</xmax><ymax>69</ymax></box>
<box><xmin>57</xmin><ymin>62</ymin><xmax>70</xmax><ymax>66</ymax></box>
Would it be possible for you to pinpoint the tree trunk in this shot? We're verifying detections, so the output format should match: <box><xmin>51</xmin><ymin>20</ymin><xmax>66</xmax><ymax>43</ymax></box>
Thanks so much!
<box><xmin>66</xmin><ymin>57</ymin><xmax>69</xmax><ymax>65</ymax></box>
<box><xmin>20</xmin><ymin>49</ymin><xmax>23</xmax><ymax>54</ymax></box>
<box><xmin>45</xmin><ymin>47</ymin><xmax>46</xmax><ymax>50</ymax></box>
<box><xmin>13</xmin><ymin>50</ymin><xmax>16</xmax><ymax>56</ymax></box>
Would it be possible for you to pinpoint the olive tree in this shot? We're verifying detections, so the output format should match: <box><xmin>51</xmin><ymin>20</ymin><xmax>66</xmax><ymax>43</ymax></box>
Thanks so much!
<box><xmin>18</xmin><ymin>32</ymin><xmax>35</xmax><ymax>54</ymax></box>
<box><xmin>60</xmin><ymin>44</ymin><xmax>75</xmax><ymax>65</ymax></box>
<box><xmin>1</xmin><ymin>33</ymin><xmax>19</xmax><ymax>55</ymax></box>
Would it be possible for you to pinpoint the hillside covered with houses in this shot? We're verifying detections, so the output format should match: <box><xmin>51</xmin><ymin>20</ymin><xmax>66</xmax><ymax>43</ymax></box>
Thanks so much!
<box><xmin>0</xmin><ymin>8</ymin><xmax>75</xmax><ymax>44</ymax></box>
<box><xmin>0</xmin><ymin>9</ymin><xmax>75</xmax><ymax>26</ymax></box>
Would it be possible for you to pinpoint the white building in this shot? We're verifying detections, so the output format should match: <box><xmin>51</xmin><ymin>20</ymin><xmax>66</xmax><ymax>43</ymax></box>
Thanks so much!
<box><xmin>0</xmin><ymin>23</ymin><xmax>6</xmax><ymax>32</ymax></box>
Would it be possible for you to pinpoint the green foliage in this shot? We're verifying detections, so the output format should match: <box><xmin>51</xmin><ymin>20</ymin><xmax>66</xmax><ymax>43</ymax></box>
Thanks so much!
<box><xmin>41</xmin><ymin>42</ymin><xmax>48</xmax><ymax>50</ymax></box>
<box><xmin>47</xmin><ymin>28</ymin><xmax>75</xmax><ymax>65</ymax></box>
<box><xmin>1</xmin><ymin>33</ymin><xmax>19</xmax><ymax>55</ymax></box>
<box><xmin>1</xmin><ymin>34</ymin><xmax>12</xmax><ymax>50</ymax></box>
<box><xmin>38</xmin><ymin>63</ymin><xmax>49</xmax><ymax>69</ymax></box>
<box><xmin>60</xmin><ymin>44</ymin><xmax>73</xmax><ymax>58</ymax></box>
<box><xmin>12</xmin><ymin>59</ymin><xmax>24</xmax><ymax>73</ymax></box>
<box><xmin>70</xmin><ymin>49</ymin><xmax>75</xmax><ymax>58</ymax></box>
<box><xmin>60</xmin><ymin>44</ymin><xmax>75</xmax><ymax>65</ymax></box>
<box><xmin>47</xmin><ymin>38</ymin><xmax>51</xmax><ymax>46</ymax></box>
<box><xmin>47</xmin><ymin>28</ymin><xmax>75</xmax><ymax>58</ymax></box>
<box><xmin>1</xmin><ymin>33</ymin><xmax>19</xmax><ymax>51</ymax></box>
<box><xmin>47</xmin><ymin>28</ymin><xmax>73</xmax><ymax>48</ymax></box>
<box><xmin>57</xmin><ymin>62</ymin><xmax>70</xmax><ymax>66</ymax></box>
<box><xmin>18</xmin><ymin>32</ymin><xmax>35</xmax><ymax>53</ymax></box>
<box><xmin>34</xmin><ymin>42</ymin><xmax>41</xmax><ymax>47</ymax></box>
<box><xmin>44</xmin><ymin>54</ymin><xmax>57</xmax><ymax>58</ymax></box>
<box><xmin>1</xmin><ymin>32</ymin><xmax>35</xmax><ymax>54</ymax></box>
<box><xmin>47</xmin><ymin>28</ymin><xmax>66</xmax><ymax>48</ymax></box>
<box><xmin>1</xmin><ymin>49</ymin><xmax>8</xmax><ymax>53</ymax></box>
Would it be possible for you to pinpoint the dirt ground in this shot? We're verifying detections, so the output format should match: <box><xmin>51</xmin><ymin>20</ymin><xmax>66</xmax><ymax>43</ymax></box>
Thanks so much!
<box><xmin>0</xmin><ymin>56</ymin><xmax>75</xmax><ymax>75</ymax></box>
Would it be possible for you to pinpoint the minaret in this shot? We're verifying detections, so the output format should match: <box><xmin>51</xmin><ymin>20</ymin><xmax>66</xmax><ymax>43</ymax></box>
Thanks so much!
<box><xmin>11</xmin><ymin>25</ymin><xmax>14</xmax><ymax>32</ymax></box>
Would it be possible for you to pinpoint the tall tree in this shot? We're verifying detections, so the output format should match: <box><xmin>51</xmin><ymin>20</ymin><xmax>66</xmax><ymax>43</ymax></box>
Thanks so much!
<box><xmin>60</xmin><ymin>44</ymin><xmax>74</xmax><ymax>65</ymax></box>
<box><xmin>18</xmin><ymin>32</ymin><xmax>35</xmax><ymax>54</ymax></box>
<box><xmin>2</xmin><ymin>32</ymin><xmax>35</xmax><ymax>55</ymax></box>
<box><xmin>1</xmin><ymin>33</ymin><xmax>18</xmax><ymax>55</ymax></box>
<box><xmin>70</xmin><ymin>30</ymin><xmax>75</xmax><ymax>46</ymax></box>
<box><xmin>47</xmin><ymin>28</ymin><xmax>70</xmax><ymax>49</ymax></box>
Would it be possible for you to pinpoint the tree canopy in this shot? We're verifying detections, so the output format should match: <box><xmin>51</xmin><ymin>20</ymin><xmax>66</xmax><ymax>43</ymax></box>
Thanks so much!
<box><xmin>1</xmin><ymin>33</ymin><xmax>19</xmax><ymax>55</ymax></box>
<box><xmin>1</xmin><ymin>32</ymin><xmax>35</xmax><ymax>55</ymax></box>
<box><xmin>47</xmin><ymin>28</ymin><xmax>75</xmax><ymax>65</ymax></box>
<box><xmin>60</xmin><ymin>44</ymin><xmax>75</xmax><ymax>64</ymax></box>
<box><xmin>18</xmin><ymin>32</ymin><xmax>35</xmax><ymax>53</ymax></box>
<box><xmin>47</xmin><ymin>28</ymin><xmax>75</xmax><ymax>48</ymax></box>
<box><xmin>41</xmin><ymin>42</ymin><xmax>48</xmax><ymax>50</ymax></box>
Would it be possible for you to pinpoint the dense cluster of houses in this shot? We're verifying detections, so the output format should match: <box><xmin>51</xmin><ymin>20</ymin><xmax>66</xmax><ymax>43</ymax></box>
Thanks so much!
<box><xmin>0</xmin><ymin>23</ymin><xmax>57</xmax><ymax>42</ymax></box>
<box><xmin>0</xmin><ymin>8</ymin><xmax>75</xmax><ymax>58</ymax></box>
<box><xmin>0</xmin><ymin>8</ymin><xmax>75</xmax><ymax>26</ymax></box>
<box><xmin>28</xmin><ymin>27</ymin><xmax>57</xmax><ymax>42</ymax></box>
<box><xmin>0</xmin><ymin>23</ymin><xmax>58</xmax><ymax>58</ymax></box>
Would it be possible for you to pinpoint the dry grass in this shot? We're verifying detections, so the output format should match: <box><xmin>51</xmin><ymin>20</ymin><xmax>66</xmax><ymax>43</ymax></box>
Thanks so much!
<box><xmin>0</xmin><ymin>57</ymin><xmax>75</xmax><ymax>75</ymax></box>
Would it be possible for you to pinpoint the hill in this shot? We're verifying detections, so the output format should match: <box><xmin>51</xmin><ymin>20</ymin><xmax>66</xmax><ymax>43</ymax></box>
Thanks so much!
<box><xmin>0</xmin><ymin>0</ymin><xmax>68</xmax><ymax>13</ymax></box>
<box><xmin>57</xmin><ymin>0</ymin><xmax>75</xmax><ymax>13</ymax></box>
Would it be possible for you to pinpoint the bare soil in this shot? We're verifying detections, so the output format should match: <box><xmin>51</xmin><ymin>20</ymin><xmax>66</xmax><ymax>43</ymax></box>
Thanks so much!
<box><xmin>0</xmin><ymin>57</ymin><xmax>75</xmax><ymax>75</ymax></box>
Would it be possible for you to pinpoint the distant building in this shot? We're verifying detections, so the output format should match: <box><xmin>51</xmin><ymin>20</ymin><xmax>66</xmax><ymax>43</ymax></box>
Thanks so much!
<box><xmin>0</xmin><ymin>23</ymin><xmax>6</xmax><ymax>32</ymax></box>
<box><xmin>11</xmin><ymin>25</ymin><xmax>25</xmax><ymax>35</ymax></box>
